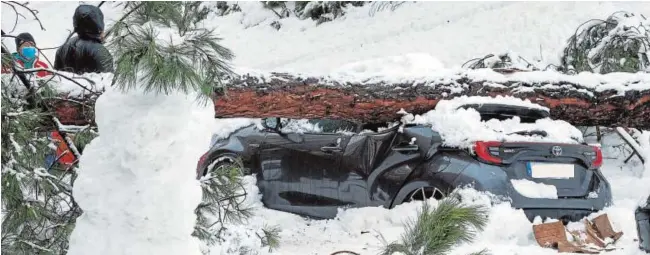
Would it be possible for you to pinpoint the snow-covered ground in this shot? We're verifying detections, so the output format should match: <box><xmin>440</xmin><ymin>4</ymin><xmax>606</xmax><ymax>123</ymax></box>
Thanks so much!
<box><xmin>3</xmin><ymin>2</ymin><xmax>650</xmax><ymax>255</ymax></box>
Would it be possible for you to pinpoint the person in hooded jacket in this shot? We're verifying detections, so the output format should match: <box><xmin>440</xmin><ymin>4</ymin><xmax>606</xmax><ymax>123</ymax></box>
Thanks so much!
<box><xmin>54</xmin><ymin>4</ymin><xmax>113</xmax><ymax>74</ymax></box>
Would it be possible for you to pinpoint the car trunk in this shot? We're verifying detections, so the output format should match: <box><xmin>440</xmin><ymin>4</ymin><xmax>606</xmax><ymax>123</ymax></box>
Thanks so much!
<box><xmin>474</xmin><ymin>141</ymin><xmax>603</xmax><ymax>198</ymax></box>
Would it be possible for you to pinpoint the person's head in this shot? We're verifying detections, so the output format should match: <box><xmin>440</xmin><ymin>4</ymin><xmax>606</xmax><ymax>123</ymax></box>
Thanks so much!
<box><xmin>15</xmin><ymin>32</ymin><xmax>37</xmax><ymax>60</ymax></box>
<box><xmin>73</xmin><ymin>4</ymin><xmax>105</xmax><ymax>42</ymax></box>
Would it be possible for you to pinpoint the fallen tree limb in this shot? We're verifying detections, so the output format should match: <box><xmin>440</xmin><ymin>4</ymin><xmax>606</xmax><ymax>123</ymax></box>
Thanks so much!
<box><xmin>213</xmin><ymin>70</ymin><xmax>650</xmax><ymax>129</ymax></box>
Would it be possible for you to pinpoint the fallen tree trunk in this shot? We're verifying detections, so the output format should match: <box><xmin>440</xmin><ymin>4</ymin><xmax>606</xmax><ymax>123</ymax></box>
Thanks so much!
<box><xmin>213</xmin><ymin>70</ymin><xmax>650</xmax><ymax>129</ymax></box>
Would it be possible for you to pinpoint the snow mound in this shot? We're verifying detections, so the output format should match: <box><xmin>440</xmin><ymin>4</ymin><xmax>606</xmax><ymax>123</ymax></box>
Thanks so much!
<box><xmin>411</xmin><ymin>95</ymin><xmax>583</xmax><ymax>149</ymax></box>
<box><xmin>68</xmin><ymin>82</ymin><xmax>213</xmax><ymax>255</ymax></box>
<box><xmin>511</xmin><ymin>179</ymin><xmax>558</xmax><ymax>199</ymax></box>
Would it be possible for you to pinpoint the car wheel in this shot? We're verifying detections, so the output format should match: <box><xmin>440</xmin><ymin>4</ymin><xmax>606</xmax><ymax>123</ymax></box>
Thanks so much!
<box><xmin>203</xmin><ymin>154</ymin><xmax>249</xmax><ymax>178</ymax></box>
<box><xmin>404</xmin><ymin>186</ymin><xmax>446</xmax><ymax>203</ymax></box>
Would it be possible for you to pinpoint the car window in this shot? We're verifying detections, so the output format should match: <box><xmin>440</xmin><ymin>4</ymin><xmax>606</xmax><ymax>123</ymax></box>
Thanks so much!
<box><xmin>308</xmin><ymin>119</ymin><xmax>358</xmax><ymax>133</ymax></box>
<box><xmin>279</xmin><ymin>118</ymin><xmax>358</xmax><ymax>134</ymax></box>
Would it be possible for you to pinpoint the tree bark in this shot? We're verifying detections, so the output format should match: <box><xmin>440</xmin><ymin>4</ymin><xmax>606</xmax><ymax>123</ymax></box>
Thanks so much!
<box><xmin>213</xmin><ymin>71</ymin><xmax>650</xmax><ymax>129</ymax></box>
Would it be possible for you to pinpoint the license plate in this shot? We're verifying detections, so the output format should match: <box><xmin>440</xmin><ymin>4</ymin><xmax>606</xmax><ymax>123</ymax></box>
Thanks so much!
<box><xmin>526</xmin><ymin>162</ymin><xmax>574</xmax><ymax>179</ymax></box>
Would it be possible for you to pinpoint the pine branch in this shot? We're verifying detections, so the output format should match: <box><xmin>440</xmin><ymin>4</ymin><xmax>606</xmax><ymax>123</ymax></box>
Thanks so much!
<box><xmin>108</xmin><ymin>1</ymin><xmax>235</xmax><ymax>101</ymax></box>
<box><xmin>379</xmin><ymin>197</ymin><xmax>489</xmax><ymax>255</ymax></box>
<box><xmin>2</xmin><ymin>61</ymin><xmax>82</xmax><ymax>255</ymax></box>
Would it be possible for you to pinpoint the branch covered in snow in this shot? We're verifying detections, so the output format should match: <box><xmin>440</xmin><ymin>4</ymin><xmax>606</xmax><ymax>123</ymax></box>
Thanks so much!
<box><xmin>561</xmin><ymin>11</ymin><xmax>650</xmax><ymax>74</ymax></box>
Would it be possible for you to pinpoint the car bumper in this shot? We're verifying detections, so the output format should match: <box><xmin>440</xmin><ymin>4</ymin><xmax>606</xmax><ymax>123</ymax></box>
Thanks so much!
<box><xmin>450</xmin><ymin>162</ymin><xmax>612</xmax><ymax>223</ymax></box>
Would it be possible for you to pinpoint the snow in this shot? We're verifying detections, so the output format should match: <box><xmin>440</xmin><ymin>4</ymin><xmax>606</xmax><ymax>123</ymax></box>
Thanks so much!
<box><xmin>203</xmin><ymin>2</ymin><xmax>650</xmax><ymax>72</ymax></box>
<box><xmin>432</xmin><ymin>95</ymin><xmax>549</xmax><ymax>112</ymax></box>
<box><xmin>212</xmin><ymin>118</ymin><xmax>261</xmax><ymax>142</ymax></box>
<box><xmin>511</xmin><ymin>179</ymin><xmax>558</xmax><ymax>199</ymax></box>
<box><xmin>4</xmin><ymin>2</ymin><xmax>650</xmax><ymax>255</ymax></box>
<box><xmin>410</xmin><ymin>96</ymin><xmax>583</xmax><ymax>149</ymax></box>
<box><xmin>330</xmin><ymin>53</ymin><xmax>446</xmax><ymax>81</ymax></box>
<box><xmin>67</xmin><ymin>78</ymin><xmax>212</xmax><ymax>255</ymax></box>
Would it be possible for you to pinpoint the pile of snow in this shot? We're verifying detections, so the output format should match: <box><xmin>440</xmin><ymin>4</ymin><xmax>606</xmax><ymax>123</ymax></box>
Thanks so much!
<box><xmin>212</xmin><ymin>118</ymin><xmax>261</xmax><ymax>144</ymax></box>
<box><xmin>67</xmin><ymin>79</ymin><xmax>214</xmax><ymax>255</ymax></box>
<box><xmin>408</xmin><ymin>95</ymin><xmax>583</xmax><ymax>149</ymax></box>
<box><xmin>510</xmin><ymin>179</ymin><xmax>558</xmax><ymax>199</ymax></box>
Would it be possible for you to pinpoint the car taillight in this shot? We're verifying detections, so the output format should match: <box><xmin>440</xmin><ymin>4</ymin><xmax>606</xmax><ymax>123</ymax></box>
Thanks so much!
<box><xmin>474</xmin><ymin>141</ymin><xmax>502</xmax><ymax>164</ymax></box>
<box><xmin>591</xmin><ymin>146</ymin><xmax>603</xmax><ymax>168</ymax></box>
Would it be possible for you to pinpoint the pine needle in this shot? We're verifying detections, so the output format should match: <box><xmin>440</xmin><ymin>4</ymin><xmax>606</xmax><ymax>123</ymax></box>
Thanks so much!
<box><xmin>379</xmin><ymin>197</ymin><xmax>489</xmax><ymax>255</ymax></box>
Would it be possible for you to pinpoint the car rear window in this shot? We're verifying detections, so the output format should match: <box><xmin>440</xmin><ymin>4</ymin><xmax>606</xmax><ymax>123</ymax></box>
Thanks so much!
<box><xmin>459</xmin><ymin>103</ymin><xmax>550</xmax><ymax>123</ymax></box>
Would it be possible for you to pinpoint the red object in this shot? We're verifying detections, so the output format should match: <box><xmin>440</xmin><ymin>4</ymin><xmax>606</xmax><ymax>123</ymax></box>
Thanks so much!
<box><xmin>50</xmin><ymin>131</ymin><xmax>76</xmax><ymax>167</ymax></box>
<box><xmin>474</xmin><ymin>141</ymin><xmax>503</xmax><ymax>164</ymax></box>
<box><xmin>591</xmin><ymin>146</ymin><xmax>603</xmax><ymax>169</ymax></box>
<box><xmin>19</xmin><ymin>58</ymin><xmax>50</xmax><ymax>78</ymax></box>
<box><xmin>1</xmin><ymin>58</ymin><xmax>51</xmax><ymax>78</ymax></box>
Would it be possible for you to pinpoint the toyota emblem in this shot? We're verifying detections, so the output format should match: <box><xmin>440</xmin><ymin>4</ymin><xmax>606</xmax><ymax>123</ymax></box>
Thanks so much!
<box><xmin>551</xmin><ymin>146</ymin><xmax>563</xmax><ymax>156</ymax></box>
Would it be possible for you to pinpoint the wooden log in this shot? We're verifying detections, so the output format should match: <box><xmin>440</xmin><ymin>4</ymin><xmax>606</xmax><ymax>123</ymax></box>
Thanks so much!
<box><xmin>213</xmin><ymin>71</ymin><xmax>650</xmax><ymax>129</ymax></box>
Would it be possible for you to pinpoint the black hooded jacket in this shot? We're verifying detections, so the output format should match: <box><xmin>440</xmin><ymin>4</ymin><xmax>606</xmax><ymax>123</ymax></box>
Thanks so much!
<box><xmin>54</xmin><ymin>5</ymin><xmax>113</xmax><ymax>74</ymax></box>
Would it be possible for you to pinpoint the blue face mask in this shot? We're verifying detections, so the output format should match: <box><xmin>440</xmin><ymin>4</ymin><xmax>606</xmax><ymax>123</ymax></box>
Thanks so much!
<box><xmin>21</xmin><ymin>46</ymin><xmax>37</xmax><ymax>60</ymax></box>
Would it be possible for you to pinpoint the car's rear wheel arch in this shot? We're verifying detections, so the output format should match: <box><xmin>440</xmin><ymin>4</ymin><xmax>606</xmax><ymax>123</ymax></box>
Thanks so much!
<box><xmin>202</xmin><ymin>151</ymin><xmax>245</xmax><ymax>177</ymax></box>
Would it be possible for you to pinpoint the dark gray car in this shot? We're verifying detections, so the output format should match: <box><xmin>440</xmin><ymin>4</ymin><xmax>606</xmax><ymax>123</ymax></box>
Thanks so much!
<box><xmin>196</xmin><ymin>104</ymin><xmax>612</xmax><ymax>222</ymax></box>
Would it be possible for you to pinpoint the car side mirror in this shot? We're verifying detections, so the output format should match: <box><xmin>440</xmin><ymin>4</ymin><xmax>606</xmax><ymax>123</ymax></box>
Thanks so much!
<box><xmin>262</xmin><ymin>117</ymin><xmax>281</xmax><ymax>131</ymax></box>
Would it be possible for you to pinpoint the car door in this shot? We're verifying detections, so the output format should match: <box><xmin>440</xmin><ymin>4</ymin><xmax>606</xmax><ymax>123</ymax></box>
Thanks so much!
<box><xmin>257</xmin><ymin>118</ymin><xmax>352</xmax><ymax>218</ymax></box>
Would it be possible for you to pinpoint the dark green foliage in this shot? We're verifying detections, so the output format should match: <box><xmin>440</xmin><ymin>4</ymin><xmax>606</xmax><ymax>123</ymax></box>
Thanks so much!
<box><xmin>379</xmin><ymin>197</ymin><xmax>489</xmax><ymax>255</ymax></box>
<box><xmin>193</xmin><ymin>161</ymin><xmax>253</xmax><ymax>245</ymax></box>
<box><xmin>215</xmin><ymin>1</ymin><xmax>241</xmax><ymax>16</ymax></box>
<box><xmin>461</xmin><ymin>52</ymin><xmax>558</xmax><ymax>72</ymax></box>
<box><xmin>561</xmin><ymin>12</ymin><xmax>650</xmax><ymax>74</ymax></box>
<box><xmin>258</xmin><ymin>225</ymin><xmax>281</xmax><ymax>252</ymax></box>
<box><xmin>1</xmin><ymin>76</ymin><xmax>82</xmax><ymax>255</ymax></box>
<box><xmin>215</xmin><ymin>1</ymin><xmax>371</xmax><ymax>26</ymax></box>
<box><xmin>71</xmin><ymin>126</ymin><xmax>98</xmax><ymax>153</ymax></box>
<box><xmin>294</xmin><ymin>1</ymin><xmax>366</xmax><ymax>24</ymax></box>
<box><xmin>108</xmin><ymin>1</ymin><xmax>235</xmax><ymax>101</ymax></box>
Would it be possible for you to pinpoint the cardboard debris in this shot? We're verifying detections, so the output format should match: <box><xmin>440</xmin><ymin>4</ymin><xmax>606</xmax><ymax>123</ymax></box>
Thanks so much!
<box><xmin>533</xmin><ymin>213</ymin><xmax>623</xmax><ymax>254</ymax></box>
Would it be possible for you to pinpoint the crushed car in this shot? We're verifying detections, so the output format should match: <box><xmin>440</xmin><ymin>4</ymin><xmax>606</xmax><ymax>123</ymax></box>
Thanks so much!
<box><xmin>197</xmin><ymin>99</ymin><xmax>613</xmax><ymax>224</ymax></box>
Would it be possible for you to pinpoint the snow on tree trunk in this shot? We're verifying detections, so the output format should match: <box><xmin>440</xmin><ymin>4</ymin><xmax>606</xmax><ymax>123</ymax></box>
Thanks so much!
<box><xmin>67</xmin><ymin>84</ymin><xmax>213</xmax><ymax>255</ymax></box>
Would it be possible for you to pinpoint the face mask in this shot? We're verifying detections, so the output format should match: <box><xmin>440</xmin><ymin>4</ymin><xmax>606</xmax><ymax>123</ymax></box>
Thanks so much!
<box><xmin>21</xmin><ymin>46</ymin><xmax>37</xmax><ymax>60</ymax></box>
